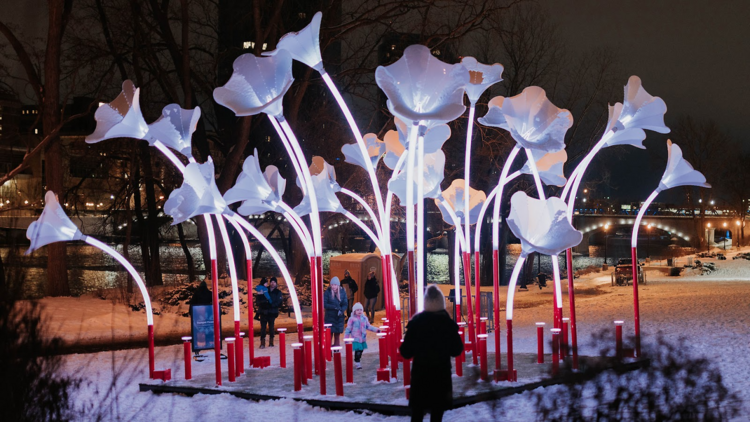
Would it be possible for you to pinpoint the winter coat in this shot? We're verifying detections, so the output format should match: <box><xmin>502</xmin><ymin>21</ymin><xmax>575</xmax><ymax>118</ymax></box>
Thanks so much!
<box><xmin>364</xmin><ymin>276</ymin><xmax>380</xmax><ymax>299</ymax></box>
<box><xmin>257</xmin><ymin>287</ymin><xmax>283</xmax><ymax>318</ymax></box>
<box><xmin>341</xmin><ymin>276</ymin><xmax>358</xmax><ymax>300</ymax></box>
<box><xmin>344</xmin><ymin>314</ymin><xmax>379</xmax><ymax>345</ymax></box>
<box><xmin>399</xmin><ymin>310</ymin><xmax>463</xmax><ymax>411</ymax></box>
<box><xmin>323</xmin><ymin>288</ymin><xmax>348</xmax><ymax>333</ymax></box>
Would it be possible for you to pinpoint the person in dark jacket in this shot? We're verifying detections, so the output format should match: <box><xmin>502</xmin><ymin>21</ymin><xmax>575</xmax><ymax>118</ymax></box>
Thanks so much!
<box><xmin>257</xmin><ymin>277</ymin><xmax>283</xmax><ymax>348</ymax></box>
<box><xmin>340</xmin><ymin>270</ymin><xmax>358</xmax><ymax>318</ymax></box>
<box><xmin>400</xmin><ymin>285</ymin><xmax>463</xmax><ymax>422</ymax></box>
<box><xmin>323</xmin><ymin>277</ymin><xmax>348</xmax><ymax>347</ymax></box>
<box><xmin>363</xmin><ymin>271</ymin><xmax>380</xmax><ymax>322</ymax></box>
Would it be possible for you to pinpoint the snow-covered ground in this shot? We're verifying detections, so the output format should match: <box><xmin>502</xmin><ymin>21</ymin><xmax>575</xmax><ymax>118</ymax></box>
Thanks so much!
<box><xmin>48</xmin><ymin>250</ymin><xmax>750</xmax><ymax>420</ymax></box>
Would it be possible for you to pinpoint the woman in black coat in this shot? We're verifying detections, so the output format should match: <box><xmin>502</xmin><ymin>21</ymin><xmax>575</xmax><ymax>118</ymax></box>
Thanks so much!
<box><xmin>323</xmin><ymin>277</ymin><xmax>348</xmax><ymax>347</ymax></box>
<box><xmin>400</xmin><ymin>285</ymin><xmax>463</xmax><ymax>422</ymax></box>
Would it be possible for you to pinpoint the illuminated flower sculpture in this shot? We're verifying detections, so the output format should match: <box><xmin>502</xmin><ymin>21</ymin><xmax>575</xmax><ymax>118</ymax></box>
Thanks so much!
<box><xmin>164</xmin><ymin>158</ymin><xmax>227</xmax><ymax>224</ymax></box>
<box><xmin>386</xmin><ymin>149</ymin><xmax>446</xmax><ymax>204</ymax></box>
<box><xmin>435</xmin><ymin>179</ymin><xmax>486</xmax><ymax>227</ymax></box>
<box><xmin>520</xmin><ymin>149</ymin><xmax>568</xmax><ymax>187</ymax></box>
<box><xmin>86</xmin><ymin>80</ymin><xmax>148</xmax><ymax>143</ymax></box>
<box><xmin>27</xmin><ymin>192</ymin><xmax>162</xmax><ymax>379</ymax></box>
<box><xmin>294</xmin><ymin>156</ymin><xmax>344</xmax><ymax>216</ymax></box>
<box><xmin>503</xmin><ymin>191</ymin><xmax>582</xmax><ymax>380</ymax></box>
<box><xmin>223</xmin><ymin>149</ymin><xmax>286</xmax><ymax>215</ymax></box>
<box><xmin>146</xmin><ymin>104</ymin><xmax>201</xmax><ymax>159</ymax></box>
<box><xmin>604</xmin><ymin>76</ymin><xmax>670</xmax><ymax>149</ymax></box>
<box><xmin>461</xmin><ymin>56</ymin><xmax>504</xmax><ymax>105</ymax></box>
<box><xmin>263</xmin><ymin>11</ymin><xmax>324</xmax><ymax>72</ymax></box>
<box><xmin>627</xmin><ymin>140</ymin><xmax>709</xmax><ymax>356</ymax></box>
<box><xmin>341</xmin><ymin>133</ymin><xmax>385</xmax><ymax>169</ymax></box>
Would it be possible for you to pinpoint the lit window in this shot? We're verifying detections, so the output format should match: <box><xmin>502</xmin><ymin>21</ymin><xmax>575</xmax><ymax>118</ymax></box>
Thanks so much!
<box><xmin>34</xmin><ymin>129</ymin><xmax>38</xmax><ymax>134</ymax></box>
<box><xmin>243</xmin><ymin>41</ymin><xmax>255</xmax><ymax>49</ymax></box>
<box><xmin>299</xmin><ymin>12</ymin><xmax>306</xmax><ymax>19</ymax></box>
<box><xmin>98</xmin><ymin>102</ymin><xmax>105</xmax><ymax>107</ymax></box>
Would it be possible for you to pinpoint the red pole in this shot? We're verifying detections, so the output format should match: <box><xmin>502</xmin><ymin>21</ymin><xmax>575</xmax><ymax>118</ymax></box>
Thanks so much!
<box><xmin>536</xmin><ymin>323</ymin><xmax>545</xmax><ymax>364</ymax></box>
<box><xmin>506</xmin><ymin>319</ymin><xmax>514</xmax><ymax>382</ymax></box>
<box><xmin>566</xmin><ymin>249</ymin><xmax>579</xmax><ymax>370</ymax></box>
<box><xmin>551</xmin><ymin>328</ymin><xmax>560</xmax><ymax>376</ymax></box>
<box><xmin>182</xmin><ymin>336</ymin><xmax>192</xmax><ymax>380</ymax></box>
<box><xmin>238</xmin><ymin>332</ymin><xmax>245</xmax><ymax>375</ymax></box>
<box><xmin>615</xmin><ymin>320</ymin><xmax>624</xmax><ymax>359</ymax></box>
<box><xmin>561</xmin><ymin>318</ymin><xmax>569</xmax><ymax>359</ymax></box>
<box><xmin>234</xmin><ymin>320</ymin><xmax>242</xmax><ymax>377</ymax></box>
<box><xmin>211</xmin><ymin>258</ymin><xmax>222</xmax><ymax>386</ymax></box>
<box><xmin>344</xmin><ymin>338</ymin><xmax>354</xmax><ymax>384</ymax></box>
<box><xmin>630</xmin><ymin>246</ymin><xmax>641</xmax><ymax>357</ymax></box>
<box><xmin>473</xmin><ymin>251</ymin><xmax>482</xmax><ymax>357</ymax></box>
<box><xmin>456</xmin><ymin>330</ymin><xmax>463</xmax><ymax>376</ymax></box>
<box><xmin>478</xmin><ymin>334</ymin><xmax>488</xmax><ymax>381</ymax></box>
<box><xmin>333</xmin><ymin>346</ymin><xmax>344</xmax><ymax>396</ymax></box>
<box><xmin>457</xmin><ymin>322</ymin><xmax>467</xmax><ymax>359</ymax></box>
<box><xmin>492</xmin><ymin>249</ymin><xmax>501</xmax><ymax>371</ymax></box>
<box><xmin>462</xmin><ymin>252</ymin><xmax>478</xmax><ymax>365</ymax></box>
<box><xmin>278</xmin><ymin>328</ymin><xmax>287</xmax><ymax>368</ymax></box>
<box><xmin>480</xmin><ymin>317</ymin><xmax>488</xmax><ymax>335</ymax></box>
<box><xmin>148</xmin><ymin>324</ymin><xmax>155</xmax><ymax>379</ymax></box>
<box><xmin>247</xmin><ymin>259</ymin><xmax>255</xmax><ymax>367</ymax></box>
<box><xmin>316</xmin><ymin>255</ymin><xmax>326</xmax><ymax>395</ymax></box>
<box><xmin>292</xmin><ymin>343</ymin><xmax>303</xmax><ymax>391</ymax></box>
<box><xmin>227</xmin><ymin>337</ymin><xmax>236</xmax><ymax>383</ymax></box>
<box><xmin>324</xmin><ymin>324</ymin><xmax>332</xmax><ymax>362</ymax></box>
<box><xmin>309</xmin><ymin>257</ymin><xmax>319</xmax><ymax>377</ymax></box>
<box><xmin>304</xmin><ymin>335</ymin><xmax>313</xmax><ymax>381</ymax></box>
<box><xmin>378</xmin><ymin>333</ymin><xmax>388</xmax><ymax>369</ymax></box>
<box><xmin>407</xmin><ymin>250</ymin><xmax>416</xmax><ymax>318</ymax></box>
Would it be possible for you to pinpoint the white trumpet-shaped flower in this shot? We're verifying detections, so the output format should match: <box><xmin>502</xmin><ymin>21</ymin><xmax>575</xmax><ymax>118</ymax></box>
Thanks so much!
<box><xmin>86</xmin><ymin>80</ymin><xmax>148</xmax><ymax>144</ymax></box>
<box><xmin>213</xmin><ymin>50</ymin><xmax>294</xmax><ymax>118</ymax></box>
<box><xmin>224</xmin><ymin>149</ymin><xmax>286</xmax><ymax>215</ymax></box>
<box><xmin>376</xmin><ymin>44</ymin><xmax>469</xmax><ymax>126</ymax></box>
<box><xmin>387</xmin><ymin>150</ymin><xmax>446</xmax><ymax>204</ymax></box>
<box><xmin>382</xmin><ymin>118</ymin><xmax>450</xmax><ymax>169</ymax></box>
<box><xmin>341</xmin><ymin>133</ymin><xmax>385</xmax><ymax>170</ymax></box>
<box><xmin>520</xmin><ymin>149</ymin><xmax>568</xmax><ymax>187</ymax></box>
<box><xmin>507</xmin><ymin>191</ymin><xmax>582</xmax><ymax>258</ymax></box>
<box><xmin>435</xmin><ymin>179</ymin><xmax>486</xmax><ymax>225</ymax></box>
<box><xmin>460</xmin><ymin>57</ymin><xmax>504</xmax><ymax>105</ymax></box>
<box><xmin>146</xmin><ymin>104</ymin><xmax>200</xmax><ymax>158</ymax></box>
<box><xmin>26</xmin><ymin>191</ymin><xmax>83</xmax><ymax>255</ymax></box>
<box><xmin>263</xmin><ymin>11</ymin><xmax>324</xmax><ymax>72</ymax></box>
<box><xmin>658</xmin><ymin>140</ymin><xmax>711</xmax><ymax>191</ymax></box>
<box><xmin>164</xmin><ymin>158</ymin><xmax>227</xmax><ymax>224</ymax></box>
<box><xmin>480</xmin><ymin>87</ymin><xmax>572</xmax><ymax>152</ymax></box>
<box><xmin>294</xmin><ymin>156</ymin><xmax>344</xmax><ymax>216</ymax></box>
<box><xmin>604</xmin><ymin>76</ymin><xmax>670</xmax><ymax>149</ymax></box>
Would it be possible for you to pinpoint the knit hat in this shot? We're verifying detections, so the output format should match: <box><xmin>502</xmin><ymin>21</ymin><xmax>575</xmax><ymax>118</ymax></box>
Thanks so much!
<box><xmin>330</xmin><ymin>276</ymin><xmax>340</xmax><ymax>286</ymax></box>
<box><xmin>423</xmin><ymin>284</ymin><xmax>446</xmax><ymax>312</ymax></box>
<box><xmin>352</xmin><ymin>302</ymin><xmax>364</xmax><ymax>313</ymax></box>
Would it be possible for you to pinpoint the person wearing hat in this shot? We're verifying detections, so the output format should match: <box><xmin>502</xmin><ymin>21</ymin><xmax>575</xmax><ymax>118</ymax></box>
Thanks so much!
<box><xmin>340</xmin><ymin>270</ymin><xmax>358</xmax><ymax>318</ymax></box>
<box><xmin>324</xmin><ymin>277</ymin><xmax>348</xmax><ymax>347</ymax></box>
<box><xmin>344</xmin><ymin>302</ymin><xmax>380</xmax><ymax>369</ymax></box>
<box><xmin>363</xmin><ymin>271</ymin><xmax>380</xmax><ymax>322</ymax></box>
<box><xmin>400</xmin><ymin>285</ymin><xmax>463</xmax><ymax>422</ymax></box>
<box><xmin>257</xmin><ymin>277</ymin><xmax>283</xmax><ymax>349</ymax></box>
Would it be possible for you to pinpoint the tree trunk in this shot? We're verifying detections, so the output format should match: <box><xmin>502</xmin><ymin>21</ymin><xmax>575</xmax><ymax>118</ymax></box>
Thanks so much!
<box><xmin>138</xmin><ymin>143</ymin><xmax>163</xmax><ymax>286</ymax></box>
<box><xmin>177</xmin><ymin>222</ymin><xmax>196</xmax><ymax>283</ymax></box>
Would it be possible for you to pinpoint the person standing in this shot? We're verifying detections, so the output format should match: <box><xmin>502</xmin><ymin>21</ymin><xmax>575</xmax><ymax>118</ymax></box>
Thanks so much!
<box><xmin>363</xmin><ymin>271</ymin><xmax>380</xmax><ymax>322</ymax></box>
<box><xmin>344</xmin><ymin>302</ymin><xmax>380</xmax><ymax>369</ymax></box>
<box><xmin>340</xmin><ymin>270</ymin><xmax>358</xmax><ymax>318</ymax></box>
<box><xmin>400</xmin><ymin>285</ymin><xmax>463</xmax><ymax>422</ymax></box>
<box><xmin>257</xmin><ymin>277</ymin><xmax>283</xmax><ymax>349</ymax></box>
<box><xmin>324</xmin><ymin>277</ymin><xmax>348</xmax><ymax>347</ymax></box>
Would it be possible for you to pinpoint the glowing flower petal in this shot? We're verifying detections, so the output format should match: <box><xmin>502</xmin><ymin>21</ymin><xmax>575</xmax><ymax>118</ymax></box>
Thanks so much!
<box><xmin>224</xmin><ymin>149</ymin><xmax>286</xmax><ymax>215</ymax></box>
<box><xmin>263</xmin><ymin>11</ymin><xmax>324</xmax><ymax>72</ymax></box>
<box><xmin>164</xmin><ymin>158</ymin><xmax>227</xmax><ymax>224</ymax></box>
<box><xmin>382</xmin><ymin>118</ymin><xmax>450</xmax><ymax>169</ymax></box>
<box><xmin>507</xmin><ymin>191</ymin><xmax>582</xmax><ymax>258</ymax></box>
<box><xmin>520</xmin><ymin>149</ymin><xmax>568</xmax><ymax>187</ymax></box>
<box><xmin>146</xmin><ymin>104</ymin><xmax>200</xmax><ymax>158</ymax></box>
<box><xmin>213</xmin><ymin>50</ymin><xmax>294</xmax><ymax>117</ymax></box>
<box><xmin>86</xmin><ymin>80</ymin><xmax>148</xmax><ymax>143</ymax></box>
<box><xmin>478</xmin><ymin>96</ymin><xmax>509</xmax><ymax>130</ymax></box>
<box><xmin>376</xmin><ymin>44</ymin><xmax>468</xmax><ymax>126</ymax></box>
<box><xmin>435</xmin><ymin>179</ymin><xmax>486</xmax><ymax>225</ymax></box>
<box><xmin>26</xmin><ymin>191</ymin><xmax>82</xmax><ymax>254</ymax></box>
<box><xmin>658</xmin><ymin>140</ymin><xmax>711</xmax><ymax>191</ymax></box>
<box><xmin>341</xmin><ymin>133</ymin><xmax>385</xmax><ymax>169</ymax></box>
<box><xmin>604</xmin><ymin>76</ymin><xmax>669</xmax><ymax>149</ymax></box>
<box><xmin>294</xmin><ymin>157</ymin><xmax>344</xmax><ymax>216</ymax></box>
<box><xmin>461</xmin><ymin>56</ymin><xmax>503</xmax><ymax>104</ymax></box>
<box><xmin>387</xmin><ymin>150</ymin><xmax>446</xmax><ymax>204</ymax></box>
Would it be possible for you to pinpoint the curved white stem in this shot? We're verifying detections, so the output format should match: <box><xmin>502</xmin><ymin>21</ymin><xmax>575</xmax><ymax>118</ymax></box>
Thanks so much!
<box><xmin>269</xmin><ymin>117</ymin><xmax>308</xmax><ymax>197</ymax></box>
<box><xmin>153</xmin><ymin>140</ymin><xmax>187</xmax><ymax>173</ymax></box>
<box><xmin>464</xmin><ymin>105</ymin><xmax>476</xmax><ymax>250</ymax></box>
<box><xmin>416</xmin><ymin>127</ymin><xmax>426</xmax><ymax>311</ymax></box>
<box><xmin>343</xmin><ymin>210</ymin><xmax>383</xmax><ymax>251</ymax></box>
<box><xmin>552</xmin><ymin>254</ymin><xmax>563</xmax><ymax>309</ymax></box>
<box><xmin>229</xmin><ymin>213</ymin><xmax>303</xmax><ymax>324</ymax></box>
<box><xmin>492</xmin><ymin>146</ymin><xmax>522</xmax><ymax>249</ymax></box>
<box><xmin>225</xmin><ymin>215</ymin><xmax>252</xmax><ymax>266</ymax></box>
<box><xmin>505</xmin><ymin>256</ymin><xmax>527</xmax><ymax>321</ymax></box>
<box><xmin>439</xmin><ymin>199</ymin><xmax>468</xmax><ymax>252</ymax></box>
<box><xmin>561</xmin><ymin>163</ymin><xmax>583</xmax><ymax>203</ymax></box>
<box><xmin>339</xmin><ymin>188</ymin><xmax>384</xmax><ymax>240</ymax></box>
<box><xmin>524</xmin><ymin>148</ymin><xmax>546</xmax><ymax>200</ymax></box>
<box><xmin>204</xmin><ymin>214</ymin><xmax>217</xmax><ymax>260</ymax></box>
<box><xmin>84</xmin><ymin>236</ymin><xmax>153</xmax><ymax>325</ymax></box>
<box><xmin>565</xmin><ymin>138</ymin><xmax>608</xmax><ymax>223</ymax></box>
<box><xmin>273</xmin><ymin>201</ymin><xmax>314</xmax><ymax>257</ymax></box>
<box><xmin>631</xmin><ymin>190</ymin><xmax>661</xmax><ymax>248</ymax></box>
<box><xmin>216</xmin><ymin>215</ymin><xmax>241</xmax><ymax>322</ymax></box>
<box><xmin>474</xmin><ymin>170</ymin><xmax>521</xmax><ymax>252</ymax></box>
<box><xmin>454</xmin><ymin>229</ymin><xmax>462</xmax><ymax>306</ymax></box>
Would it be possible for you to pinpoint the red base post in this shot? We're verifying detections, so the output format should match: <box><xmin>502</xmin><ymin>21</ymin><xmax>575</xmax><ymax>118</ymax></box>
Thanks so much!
<box><xmin>378</xmin><ymin>333</ymin><xmax>388</xmax><ymax>370</ymax></box>
<box><xmin>536</xmin><ymin>323</ymin><xmax>545</xmax><ymax>364</ymax></box>
<box><xmin>234</xmin><ymin>321</ymin><xmax>242</xmax><ymax>377</ymax></box>
<box><xmin>478</xmin><ymin>334</ymin><xmax>488</xmax><ymax>381</ymax></box>
<box><xmin>561</xmin><ymin>318</ymin><xmax>569</xmax><ymax>359</ymax></box>
<box><xmin>506</xmin><ymin>319</ymin><xmax>515</xmax><ymax>381</ymax></box>
<box><xmin>238</xmin><ymin>332</ymin><xmax>245</xmax><ymax>375</ymax></box>
<box><xmin>551</xmin><ymin>329</ymin><xmax>560</xmax><ymax>376</ymax></box>
<box><xmin>182</xmin><ymin>336</ymin><xmax>192</xmax><ymax>380</ymax></box>
<box><xmin>615</xmin><ymin>320</ymin><xmax>624</xmax><ymax>359</ymax></box>
<box><xmin>292</xmin><ymin>343</ymin><xmax>303</xmax><ymax>391</ymax></box>
<box><xmin>227</xmin><ymin>338</ymin><xmax>236</xmax><ymax>383</ymax></box>
<box><xmin>566</xmin><ymin>248</ymin><xmax>579</xmax><ymax>370</ymax></box>
<box><xmin>304</xmin><ymin>336</ymin><xmax>313</xmax><ymax>381</ymax></box>
<box><xmin>333</xmin><ymin>346</ymin><xmax>344</xmax><ymax>396</ymax></box>
<box><xmin>324</xmin><ymin>324</ymin><xmax>332</xmax><ymax>362</ymax></box>
<box><xmin>148</xmin><ymin>324</ymin><xmax>155</xmax><ymax>379</ymax></box>
<box><xmin>456</xmin><ymin>330</ymin><xmax>463</xmax><ymax>377</ymax></box>
<box><xmin>278</xmin><ymin>328</ymin><xmax>287</xmax><ymax>368</ymax></box>
<box><xmin>344</xmin><ymin>338</ymin><xmax>354</xmax><ymax>384</ymax></box>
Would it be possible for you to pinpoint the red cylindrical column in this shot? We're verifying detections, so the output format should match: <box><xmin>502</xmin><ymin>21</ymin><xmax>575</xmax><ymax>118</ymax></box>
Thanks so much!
<box><xmin>631</xmin><ymin>247</ymin><xmax>641</xmax><ymax>357</ymax></box>
<box><xmin>377</xmin><ymin>333</ymin><xmax>388</xmax><ymax>369</ymax></box>
<box><xmin>462</xmin><ymin>252</ymin><xmax>478</xmax><ymax>365</ymax></box>
<box><xmin>380</xmin><ymin>325</ymin><xmax>390</xmax><ymax>371</ymax></box>
<box><xmin>478</xmin><ymin>334</ymin><xmax>488</xmax><ymax>381</ymax></box>
<box><xmin>455</xmin><ymin>330</ymin><xmax>463</xmax><ymax>377</ymax></box>
<box><xmin>211</xmin><ymin>258</ymin><xmax>222</xmax><ymax>386</ymax></box>
<box><xmin>615</xmin><ymin>320</ymin><xmax>624</xmax><ymax>359</ymax></box>
<box><xmin>234</xmin><ymin>320</ymin><xmax>242</xmax><ymax>377</ymax></box>
<box><xmin>536</xmin><ymin>322</ymin><xmax>545</xmax><ymax>364</ymax></box>
<box><xmin>551</xmin><ymin>329</ymin><xmax>560</xmax><ymax>376</ymax></box>
<box><xmin>238</xmin><ymin>332</ymin><xmax>245</xmax><ymax>375</ymax></box>
<box><xmin>304</xmin><ymin>335</ymin><xmax>313</xmax><ymax>381</ymax></box>
<box><xmin>247</xmin><ymin>259</ymin><xmax>255</xmax><ymax>368</ymax></box>
<box><xmin>292</xmin><ymin>343</ymin><xmax>303</xmax><ymax>391</ymax></box>
<box><xmin>324</xmin><ymin>324</ymin><xmax>332</xmax><ymax>362</ymax></box>
<box><xmin>226</xmin><ymin>337</ymin><xmax>236</xmax><ymax>383</ymax></box>
<box><xmin>407</xmin><ymin>250</ymin><xmax>416</xmax><ymax>317</ymax></box>
<box><xmin>480</xmin><ymin>317</ymin><xmax>488</xmax><ymax>335</ymax></box>
<box><xmin>492</xmin><ymin>248</ymin><xmax>501</xmax><ymax>371</ymax></box>
<box><xmin>561</xmin><ymin>317</ymin><xmax>569</xmax><ymax>359</ymax></box>
<box><xmin>278</xmin><ymin>328</ymin><xmax>287</xmax><ymax>368</ymax></box>
<box><xmin>566</xmin><ymin>249</ymin><xmax>579</xmax><ymax>370</ymax></box>
<box><xmin>506</xmin><ymin>319</ymin><xmax>514</xmax><ymax>381</ymax></box>
<box><xmin>182</xmin><ymin>336</ymin><xmax>192</xmax><ymax>380</ymax></box>
<box><xmin>344</xmin><ymin>338</ymin><xmax>354</xmax><ymax>384</ymax></box>
<box><xmin>333</xmin><ymin>346</ymin><xmax>344</xmax><ymax>396</ymax></box>
<box><xmin>148</xmin><ymin>324</ymin><xmax>155</xmax><ymax>379</ymax></box>
<box><xmin>457</xmin><ymin>322</ymin><xmax>467</xmax><ymax>359</ymax></box>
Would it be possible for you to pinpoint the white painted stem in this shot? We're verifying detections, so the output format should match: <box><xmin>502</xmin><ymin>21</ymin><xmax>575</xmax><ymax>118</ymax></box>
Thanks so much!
<box><xmin>464</xmin><ymin>105</ymin><xmax>476</xmax><ymax>250</ymax></box>
<box><xmin>631</xmin><ymin>190</ymin><xmax>661</xmax><ymax>248</ymax></box>
<box><xmin>274</xmin><ymin>201</ymin><xmax>314</xmax><ymax>257</ymax></box>
<box><xmin>492</xmin><ymin>146</ymin><xmax>522</xmax><ymax>249</ymax></box>
<box><xmin>454</xmin><ymin>231</ymin><xmax>462</xmax><ymax>306</ymax></box>
<box><xmin>216</xmin><ymin>215</ymin><xmax>241</xmax><ymax>322</ymax></box>
<box><xmin>343</xmin><ymin>211</ymin><xmax>383</xmax><ymax>251</ymax></box>
<box><xmin>416</xmin><ymin>127</ymin><xmax>426</xmax><ymax>312</ymax></box>
<box><xmin>505</xmin><ymin>256</ymin><xmax>527</xmax><ymax>321</ymax></box>
<box><xmin>339</xmin><ymin>188</ymin><xmax>384</xmax><ymax>240</ymax></box>
<box><xmin>552</xmin><ymin>254</ymin><xmax>563</xmax><ymax>309</ymax></box>
<box><xmin>524</xmin><ymin>148</ymin><xmax>546</xmax><ymax>200</ymax></box>
<box><xmin>473</xmin><ymin>170</ymin><xmax>521</xmax><ymax>252</ymax></box>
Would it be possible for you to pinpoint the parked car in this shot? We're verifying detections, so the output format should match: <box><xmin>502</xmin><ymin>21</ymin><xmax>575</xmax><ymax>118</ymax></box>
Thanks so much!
<box><xmin>717</xmin><ymin>253</ymin><xmax>727</xmax><ymax>260</ymax></box>
<box><xmin>613</xmin><ymin>258</ymin><xmax>645</xmax><ymax>286</ymax></box>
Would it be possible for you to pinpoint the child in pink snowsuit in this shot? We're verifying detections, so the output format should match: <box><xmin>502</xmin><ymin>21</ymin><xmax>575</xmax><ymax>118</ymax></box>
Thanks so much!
<box><xmin>344</xmin><ymin>302</ymin><xmax>380</xmax><ymax>369</ymax></box>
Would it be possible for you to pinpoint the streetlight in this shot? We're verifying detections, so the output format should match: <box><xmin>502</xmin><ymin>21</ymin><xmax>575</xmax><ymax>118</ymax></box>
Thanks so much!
<box><xmin>736</xmin><ymin>220</ymin><xmax>742</xmax><ymax>248</ymax></box>
<box><xmin>706</xmin><ymin>222</ymin><xmax>711</xmax><ymax>252</ymax></box>
<box><xmin>646</xmin><ymin>223</ymin><xmax>653</xmax><ymax>259</ymax></box>
<box><xmin>723</xmin><ymin>222</ymin><xmax>728</xmax><ymax>250</ymax></box>
<box><xmin>603</xmin><ymin>223</ymin><xmax>610</xmax><ymax>267</ymax></box>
